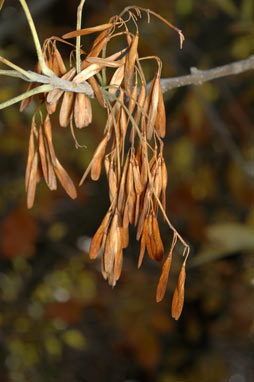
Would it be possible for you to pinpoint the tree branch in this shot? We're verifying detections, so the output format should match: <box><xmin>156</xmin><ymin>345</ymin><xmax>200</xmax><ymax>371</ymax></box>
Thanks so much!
<box><xmin>159</xmin><ymin>55</ymin><xmax>254</xmax><ymax>93</ymax></box>
<box><xmin>0</xmin><ymin>56</ymin><xmax>253</xmax><ymax>110</ymax></box>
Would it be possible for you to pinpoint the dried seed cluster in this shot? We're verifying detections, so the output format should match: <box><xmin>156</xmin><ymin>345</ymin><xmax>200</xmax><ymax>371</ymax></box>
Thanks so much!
<box><xmin>22</xmin><ymin>6</ymin><xmax>189</xmax><ymax>319</ymax></box>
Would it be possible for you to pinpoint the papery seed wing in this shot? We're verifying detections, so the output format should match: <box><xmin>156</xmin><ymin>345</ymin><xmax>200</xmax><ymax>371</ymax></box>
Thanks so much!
<box><xmin>38</xmin><ymin>125</ymin><xmax>49</xmax><ymax>184</ymax></box>
<box><xmin>103</xmin><ymin>213</ymin><xmax>119</xmax><ymax>274</ymax></box>
<box><xmin>155</xmin><ymin>81</ymin><xmax>166</xmax><ymax>138</ymax></box>
<box><xmin>124</xmin><ymin>32</ymin><xmax>139</xmax><ymax>94</ymax></box>
<box><xmin>25</xmin><ymin>124</ymin><xmax>36</xmax><ymax>191</ymax></box>
<box><xmin>59</xmin><ymin>91</ymin><xmax>75</xmax><ymax>127</ymax></box>
<box><xmin>74</xmin><ymin>93</ymin><xmax>92</xmax><ymax>128</ymax></box>
<box><xmin>90</xmin><ymin>137</ymin><xmax>108</xmax><ymax>180</ymax></box>
<box><xmin>113</xmin><ymin>245</ymin><xmax>123</xmax><ymax>282</ymax></box>
<box><xmin>44</xmin><ymin>114</ymin><xmax>57</xmax><ymax>166</ymax></box>
<box><xmin>138</xmin><ymin>228</ymin><xmax>146</xmax><ymax>268</ymax></box>
<box><xmin>156</xmin><ymin>253</ymin><xmax>172</xmax><ymax>302</ymax></box>
<box><xmin>73</xmin><ymin>63</ymin><xmax>105</xmax><ymax>83</ymax></box>
<box><xmin>27</xmin><ymin>151</ymin><xmax>38</xmax><ymax>209</ymax></box>
<box><xmin>63</xmin><ymin>23</ymin><xmax>113</xmax><ymax>39</ymax></box>
<box><xmin>109</xmin><ymin>65</ymin><xmax>125</xmax><ymax>95</ymax></box>
<box><xmin>85</xmin><ymin>57</ymin><xmax>123</xmax><ymax>68</ymax></box>
<box><xmin>88</xmin><ymin>76</ymin><xmax>105</xmax><ymax>107</ymax></box>
<box><xmin>53</xmin><ymin>158</ymin><xmax>77</xmax><ymax>199</ymax></box>
<box><xmin>89</xmin><ymin>212</ymin><xmax>110</xmax><ymax>259</ymax></box>
<box><xmin>147</xmin><ymin>75</ymin><xmax>160</xmax><ymax>140</ymax></box>
<box><xmin>53</xmin><ymin>44</ymin><xmax>67</xmax><ymax>76</ymax></box>
<box><xmin>117</xmin><ymin>155</ymin><xmax>129</xmax><ymax>213</ymax></box>
<box><xmin>108</xmin><ymin>162</ymin><xmax>118</xmax><ymax>202</ymax></box>
<box><xmin>171</xmin><ymin>264</ymin><xmax>186</xmax><ymax>320</ymax></box>
<box><xmin>79</xmin><ymin>136</ymin><xmax>108</xmax><ymax>185</ymax></box>
<box><xmin>134</xmin><ymin>82</ymin><xmax>146</xmax><ymax>126</ymax></box>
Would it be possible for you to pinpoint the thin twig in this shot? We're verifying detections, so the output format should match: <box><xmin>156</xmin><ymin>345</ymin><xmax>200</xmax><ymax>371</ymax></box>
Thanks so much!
<box><xmin>158</xmin><ymin>55</ymin><xmax>254</xmax><ymax>93</ymax></box>
<box><xmin>0</xmin><ymin>84</ymin><xmax>53</xmax><ymax>110</ymax></box>
<box><xmin>0</xmin><ymin>56</ymin><xmax>33</xmax><ymax>79</ymax></box>
<box><xmin>18</xmin><ymin>0</ymin><xmax>53</xmax><ymax>76</ymax></box>
<box><xmin>0</xmin><ymin>69</ymin><xmax>28</xmax><ymax>80</ymax></box>
<box><xmin>76</xmin><ymin>0</ymin><xmax>86</xmax><ymax>74</ymax></box>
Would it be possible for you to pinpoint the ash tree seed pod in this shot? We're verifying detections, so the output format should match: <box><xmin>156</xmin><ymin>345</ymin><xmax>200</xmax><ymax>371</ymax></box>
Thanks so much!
<box><xmin>124</xmin><ymin>31</ymin><xmax>139</xmax><ymax>94</ymax></box>
<box><xmin>59</xmin><ymin>91</ymin><xmax>75</xmax><ymax>128</ymax></box>
<box><xmin>171</xmin><ymin>263</ymin><xmax>186</xmax><ymax>320</ymax></box>
<box><xmin>89</xmin><ymin>212</ymin><xmax>111</xmax><ymax>259</ymax></box>
<box><xmin>74</xmin><ymin>93</ymin><xmax>92</xmax><ymax>128</ymax></box>
<box><xmin>27</xmin><ymin>151</ymin><xmax>39</xmax><ymax>209</ymax></box>
<box><xmin>156</xmin><ymin>252</ymin><xmax>172</xmax><ymax>302</ymax></box>
<box><xmin>53</xmin><ymin>158</ymin><xmax>77</xmax><ymax>199</ymax></box>
<box><xmin>146</xmin><ymin>73</ymin><xmax>160</xmax><ymax>140</ymax></box>
<box><xmin>155</xmin><ymin>81</ymin><xmax>166</xmax><ymax>138</ymax></box>
<box><xmin>152</xmin><ymin>215</ymin><xmax>164</xmax><ymax>262</ymax></box>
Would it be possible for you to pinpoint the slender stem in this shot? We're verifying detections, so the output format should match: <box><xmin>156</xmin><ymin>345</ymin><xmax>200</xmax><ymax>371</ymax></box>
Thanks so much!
<box><xmin>0</xmin><ymin>69</ymin><xmax>28</xmax><ymax>80</ymax></box>
<box><xmin>76</xmin><ymin>0</ymin><xmax>86</xmax><ymax>73</ymax></box>
<box><xmin>0</xmin><ymin>56</ymin><xmax>33</xmax><ymax>79</ymax></box>
<box><xmin>0</xmin><ymin>84</ymin><xmax>53</xmax><ymax>110</ymax></box>
<box><xmin>18</xmin><ymin>0</ymin><xmax>53</xmax><ymax>76</ymax></box>
<box><xmin>101</xmin><ymin>45</ymin><xmax>107</xmax><ymax>87</ymax></box>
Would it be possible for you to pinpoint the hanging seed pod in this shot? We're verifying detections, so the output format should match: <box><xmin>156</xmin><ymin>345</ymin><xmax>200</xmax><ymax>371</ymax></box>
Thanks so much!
<box><xmin>146</xmin><ymin>73</ymin><xmax>160</xmax><ymax>140</ymax></box>
<box><xmin>63</xmin><ymin>23</ymin><xmax>114</xmax><ymax>39</ymax></box>
<box><xmin>38</xmin><ymin>124</ymin><xmax>49</xmax><ymax>185</ymax></box>
<box><xmin>80</xmin><ymin>136</ymin><xmax>108</xmax><ymax>185</ymax></box>
<box><xmin>132</xmin><ymin>158</ymin><xmax>143</xmax><ymax>195</ymax></box>
<box><xmin>171</xmin><ymin>263</ymin><xmax>186</xmax><ymax>320</ymax></box>
<box><xmin>59</xmin><ymin>91</ymin><xmax>75</xmax><ymax>127</ymax></box>
<box><xmin>89</xmin><ymin>211</ymin><xmax>111</xmax><ymax>259</ymax></box>
<box><xmin>113</xmin><ymin>247</ymin><xmax>123</xmax><ymax>283</ymax></box>
<box><xmin>27</xmin><ymin>151</ymin><xmax>38</xmax><ymax>209</ymax></box>
<box><xmin>128</xmin><ymin>73</ymin><xmax>138</xmax><ymax>116</ymax></box>
<box><xmin>155</xmin><ymin>80</ymin><xmax>166</xmax><ymax>138</ymax></box>
<box><xmin>161</xmin><ymin>157</ymin><xmax>168</xmax><ymax>211</ymax></box>
<box><xmin>138</xmin><ymin>226</ymin><xmax>146</xmax><ymax>268</ymax></box>
<box><xmin>120</xmin><ymin>225</ymin><xmax>129</xmax><ymax>249</ymax></box>
<box><xmin>103</xmin><ymin>212</ymin><xmax>119</xmax><ymax>274</ymax></box>
<box><xmin>43</xmin><ymin>114</ymin><xmax>57</xmax><ymax>166</ymax></box>
<box><xmin>156</xmin><ymin>251</ymin><xmax>172</xmax><ymax>302</ymax></box>
<box><xmin>25</xmin><ymin>121</ymin><xmax>36</xmax><ymax>191</ymax></box>
<box><xmin>134</xmin><ymin>81</ymin><xmax>146</xmax><ymax>127</ymax></box>
<box><xmin>117</xmin><ymin>155</ymin><xmax>130</xmax><ymax>213</ymax></box>
<box><xmin>124</xmin><ymin>31</ymin><xmax>139</xmax><ymax>94</ymax></box>
<box><xmin>108</xmin><ymin>161</ymin><xmax>118</xmax><ymax>202</ymax></box>
<box><xmin>53</xmin><ymin>158</ymin><xmax>77</xmax><ymax>199</ymax></box>
<box><xmin>152</xmin><ymin>215</ymin><xmax>164</xmax><ymax>261</ymax></box>
<box><xmin>109</xmin><ymin>64</ymin><xmax>125</xmax><ymax>95</ymax></box>
<box><xmin>88</xmin><ymin>76</ymin><xmax>105</xmax><ymax>108</ymax></box>
<box><xmin>53</xmin><ymin>43</ymin><xmax>67</xmax><ymax>76</ymax></box>
<box><xmin>74</xmin><ymin>93</ymin><xmax>92</xmax><ymax>128</ymax></box>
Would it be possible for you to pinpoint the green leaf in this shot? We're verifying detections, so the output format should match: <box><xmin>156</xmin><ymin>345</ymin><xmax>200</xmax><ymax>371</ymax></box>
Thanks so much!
<box><xmin>191</xmin><ymin>223</ymin><xmax>254</xmax><ymax>267</ymax></box>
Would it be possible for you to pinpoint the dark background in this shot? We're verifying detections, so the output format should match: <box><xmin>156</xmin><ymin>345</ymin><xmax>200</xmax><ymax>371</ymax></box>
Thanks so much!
<box><xmin>0</xmin><ymin>0</ymin><xmax>253</xmax><ymax>381</ymax></box>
